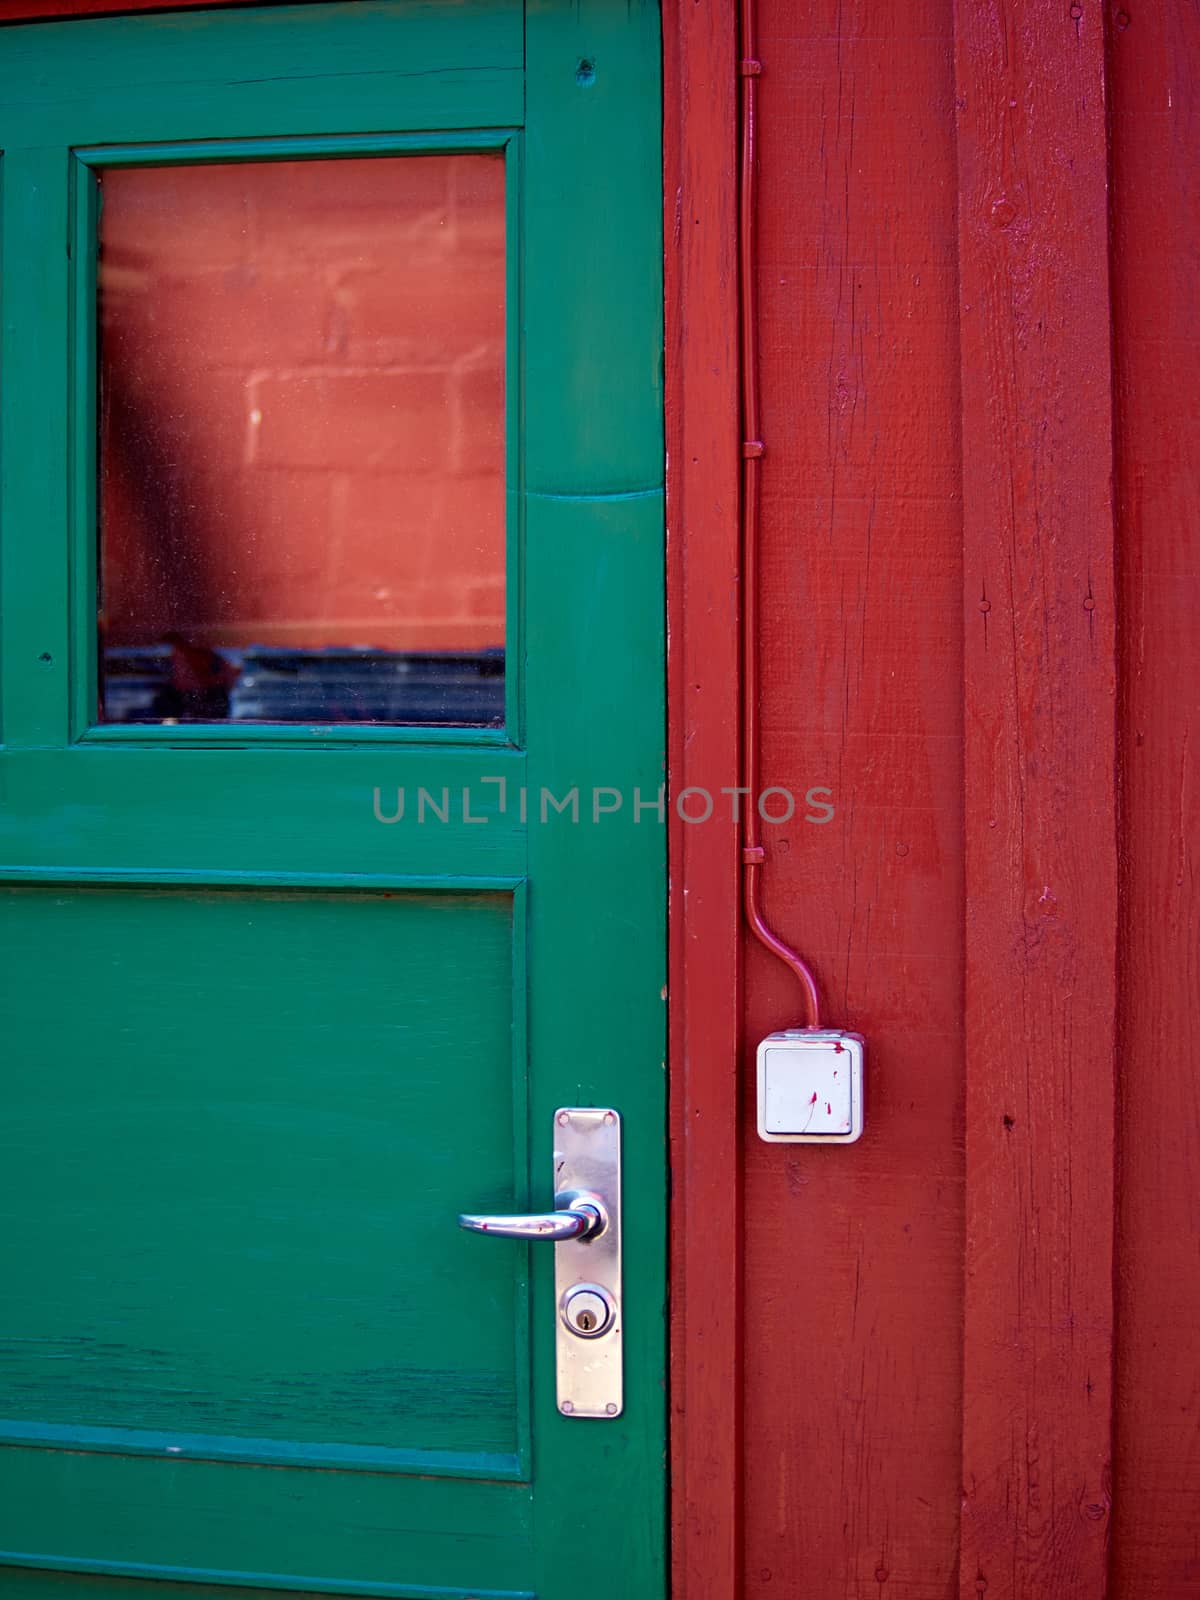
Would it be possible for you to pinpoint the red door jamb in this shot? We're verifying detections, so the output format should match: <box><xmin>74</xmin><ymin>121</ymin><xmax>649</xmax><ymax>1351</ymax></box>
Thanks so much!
<box><xmin>663</xmin><ymin>5</ymin><xmax>743</xmax><ymax>1597</ymax></box>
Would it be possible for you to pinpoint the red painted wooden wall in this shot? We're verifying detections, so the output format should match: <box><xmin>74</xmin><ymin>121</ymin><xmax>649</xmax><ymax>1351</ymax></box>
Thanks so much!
<box><xmin>1109</xmin><ymin>5</ymin><xmax>1200</xmax><ymax>1594</ymax></box>
<box><xmin>669</xmin><ymin>2</ymin><xmax>1199</xmax><ymax>1597</ymax></box>
<box><xmin>743</xmin><ymin>2</ymin><xmax>965</xmax><ymax>1590</ymax></box>
<box><xmin>727</xmin><ymin>2</ymin><xmax>1198</xmax><ymax>1595</ymax></box>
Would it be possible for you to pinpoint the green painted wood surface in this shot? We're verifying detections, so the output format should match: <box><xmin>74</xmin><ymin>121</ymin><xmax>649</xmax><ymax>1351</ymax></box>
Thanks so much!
<box><xmin>1</xmin><ymin>888</ymin><xmax>523</xmax><ymax>1467</ymax></box>
<box><xmin>0</xmin><ymin>3</ymin><xmax>664</xmax><ymax>1598</ymax></box>
<box><xmin>0</xmin><ymin>2</ymin><xmax>523</xmax><ymax>148</ymax></box>
<box><xmin>522</xmin><ymin>9</ymin><xmax>665</xmax><ymax>1597</ymax></box>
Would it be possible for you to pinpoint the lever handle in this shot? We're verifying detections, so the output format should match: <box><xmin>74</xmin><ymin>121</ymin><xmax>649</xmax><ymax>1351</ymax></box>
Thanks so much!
<box><xmin>457</xmin><ymin>1195</ymin><xmax>604</xmax><ymax>1242</ymax></box>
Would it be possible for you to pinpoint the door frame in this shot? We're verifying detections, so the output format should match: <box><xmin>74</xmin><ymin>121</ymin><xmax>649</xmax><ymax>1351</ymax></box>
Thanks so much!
<box><xmin>0</xmin><ymin>1</ymin><xmax>744</xmax><ymax>1595</ymax></box>
<box><xmin>662</xmin><ymin>6</ymin><xmax>742</xmax><ymax>1599</ymax></box>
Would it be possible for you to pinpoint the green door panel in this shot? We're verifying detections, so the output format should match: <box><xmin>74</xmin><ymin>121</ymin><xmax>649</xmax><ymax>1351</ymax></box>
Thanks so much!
<box><xmin>0</xmin><ymin>1450</ymin><xmax>534</xmax><ymax>1598</ymax></box>
<box><xmin>0</xmin><ymin>3</ymin><xmax>665</xmax><ymax>1598</ymax></box>
<box><xmin>1</xmin><ymin>887</ymin><xmax>524</xmax><ymax>1470</ymax></box>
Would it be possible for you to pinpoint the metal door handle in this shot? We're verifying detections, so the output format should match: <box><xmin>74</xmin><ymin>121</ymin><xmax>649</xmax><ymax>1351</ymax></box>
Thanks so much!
<box><xmin>456</xmin><ymin>1194</ymin><xmax>605</xmax><ymax>1242</ymax></box>
<box><xmin>456</xmin><ymin>1108</ymin><xmax>623</xmax><ymax>1419</ymax></box>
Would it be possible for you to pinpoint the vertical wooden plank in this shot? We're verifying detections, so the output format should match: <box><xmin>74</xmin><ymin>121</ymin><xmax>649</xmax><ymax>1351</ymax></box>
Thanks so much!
<box><xmin>741</xmin><ymin>4</ymin><xmax>966</xmax><ymax>1595</ymax></box>
<box><xmin>0</xmin><ymin>145</ymin><xmax>71</xmax><ymax>750</ymax></box>
<box><xmin>953</xmin><ymin>4</ymin><xmax>1117</xmax><ymax>1596</ymax></box>
<box><xmin>662</xmin><ymin>4</ymin><xmax>743</xmax><ymax>1599</ymax></box>
<box><xmin>1108</xmin><ymin>6</ymin><xmax>1200</xmax><ymax>1596</ymax></box>
<box><xmin>523</xmin><ymin>5</ymin><xmax>667</xmax><ymax>1598</ymax></box>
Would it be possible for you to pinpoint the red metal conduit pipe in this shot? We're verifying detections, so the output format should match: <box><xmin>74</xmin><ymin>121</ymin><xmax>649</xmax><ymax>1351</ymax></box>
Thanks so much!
<box><xmin>738</xmin><ymin>0</ymin><xmax>823</xmax><ymax>1029</ymax></box>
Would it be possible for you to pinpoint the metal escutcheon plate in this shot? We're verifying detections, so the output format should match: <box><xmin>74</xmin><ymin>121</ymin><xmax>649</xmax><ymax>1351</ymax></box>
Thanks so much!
<box><xmin>554</xmin><ymin>1108</ymin><xmax>622</xmax><ymax>1418</ymax></box>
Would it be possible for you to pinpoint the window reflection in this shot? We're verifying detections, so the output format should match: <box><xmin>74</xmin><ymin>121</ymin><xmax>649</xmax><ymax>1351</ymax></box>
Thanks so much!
<box><xmin>97</xmin><ymin>154</ymin><xmax>506</xmax><ymax>727</ymax></box>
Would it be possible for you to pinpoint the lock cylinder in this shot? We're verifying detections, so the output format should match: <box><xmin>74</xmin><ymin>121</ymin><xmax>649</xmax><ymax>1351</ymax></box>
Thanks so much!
<box><xmin>560</xmin><ymin>1282</ymin><xmax>616</xmax><ymax>1339</ymax></box>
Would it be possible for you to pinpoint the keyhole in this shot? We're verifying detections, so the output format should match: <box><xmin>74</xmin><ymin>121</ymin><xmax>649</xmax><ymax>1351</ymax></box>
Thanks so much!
<box><xmin>577</xmin><ymin>1309</ymin><xmax>596</xmax><ymax>1332</ymax></box>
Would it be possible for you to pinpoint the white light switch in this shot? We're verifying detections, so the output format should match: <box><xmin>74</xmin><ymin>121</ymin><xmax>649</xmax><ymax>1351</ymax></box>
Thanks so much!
<box><xmin>756</xmin><ymin>1029</ymin><xmax>865</xmax><ymax>1144</ymax></box>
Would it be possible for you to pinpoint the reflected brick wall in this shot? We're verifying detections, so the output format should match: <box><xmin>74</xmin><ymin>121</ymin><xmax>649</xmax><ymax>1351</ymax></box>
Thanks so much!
<box><xmin>99</xmin><ymin>152</ymin><xmax>506</xmax><ymax>654</ymax></box>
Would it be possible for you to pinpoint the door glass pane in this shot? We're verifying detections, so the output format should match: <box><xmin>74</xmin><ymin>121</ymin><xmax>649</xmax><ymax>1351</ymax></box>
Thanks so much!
<box><xmin>96</xmin><ymin>154</ymin><xmax>506</xmax><ymax>727</ymax></box>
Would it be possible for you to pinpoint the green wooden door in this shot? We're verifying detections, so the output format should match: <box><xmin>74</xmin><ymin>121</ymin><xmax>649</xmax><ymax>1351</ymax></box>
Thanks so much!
<box><xmin>0</xmin><ymin>5</ymin><xmax>665</xmax><ymax>1598</ymax></box>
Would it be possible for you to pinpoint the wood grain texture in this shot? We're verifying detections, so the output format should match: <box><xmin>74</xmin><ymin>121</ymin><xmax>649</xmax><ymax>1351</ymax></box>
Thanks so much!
<box><xmin>0</xmin><ymin>0</ymin><xmax>291</xmax><ymax>18</ymax></box>
<box><xmin>953</xmin><ymin>3</ymin><xmax>1117</xmax><ymax>1596</ymax></box>
<box><xmin>663</xmin><ymin>4</ymin><xmax>743</xmax><ymax>1598</ymax></box>
<box><xmin>0</xmin><ymin>888</ymin><xmax>522</xmax><ymax>1468</ymax></box>
<box><xmin>1108</xmin><ymin>5</ymin><xmax>1200</xmax><ymax>1596</ymax></box>
<box><xmin>741</xmin><ymin>4</ymin><xmax>966</xmax><ymax>1596</ymax></box>
<box><xmin>522</xmin><ymin>21</ymin><xmax>666</xmax><ymax>1597</ymax></box>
